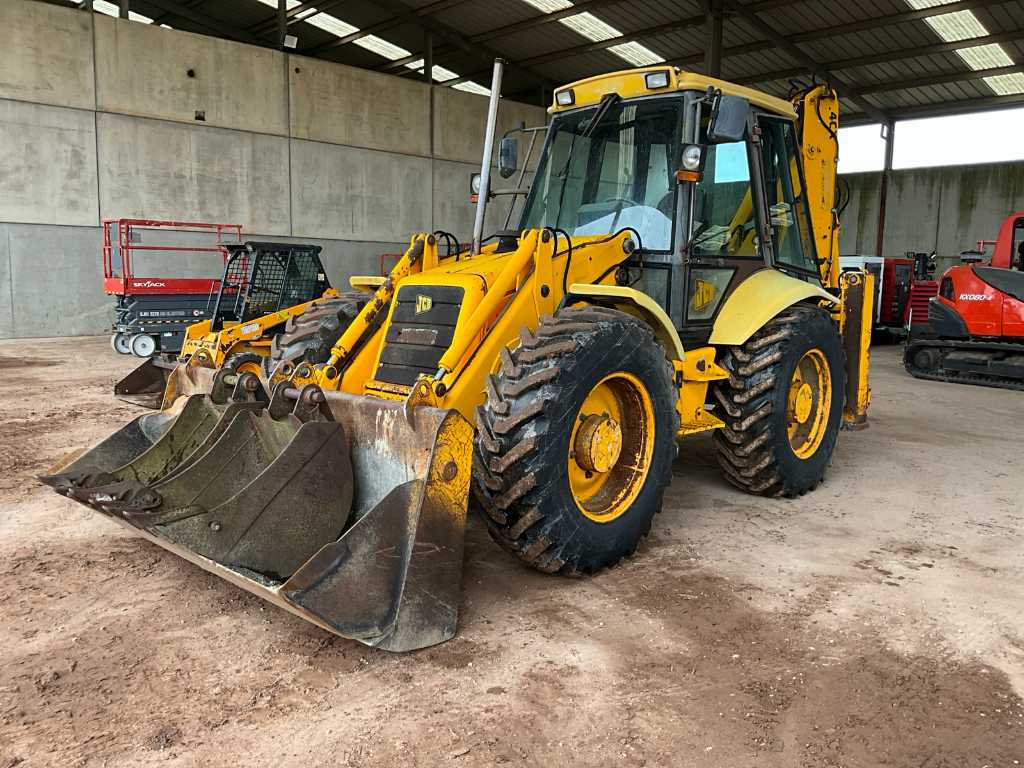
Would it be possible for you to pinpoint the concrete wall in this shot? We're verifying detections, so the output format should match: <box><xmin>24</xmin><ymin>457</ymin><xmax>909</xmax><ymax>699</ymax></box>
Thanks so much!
<box><xmin>839</xmin><ymin>162</ymin><xmax>1024</xmax><ymax>274</ymax></box>
<box><xmin>7</xmin><ymin>1</ymin><xmax>1024</xmax><ymax>339</ymax></box>
<box><xmin>0</xmin><ymin>0</ymin><xmax>547</xmax><ymax>338</ymax></box>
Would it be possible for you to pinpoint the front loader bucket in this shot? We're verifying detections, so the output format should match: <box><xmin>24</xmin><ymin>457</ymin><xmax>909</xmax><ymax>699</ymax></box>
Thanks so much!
<box><xmin>41</xmin><ymin>384</ymin><xmax>472</xmax><ymax>652</ymax></box>
<box><xmin>114</xmin><ymin>356</ymin><xmax>177</xmax><ymax>408</ymax></box>
<box><xmin>114</xmin><ymin>355</ymin><xmax>220</xmax><ymax>410</ymax></box>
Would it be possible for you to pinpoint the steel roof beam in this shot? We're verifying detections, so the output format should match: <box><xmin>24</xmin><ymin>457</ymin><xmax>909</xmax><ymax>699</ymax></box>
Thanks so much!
<box><xmin>712</xmin><ymin>0</ymin><xmax>1011</xmax><ymax>67</ymax></box>
<box><xmin>440</xmin><ymin>6</ymin><xmax>783</xmax><ymax>87</ymax></box>
<box><xmin>738</xmin><ymin>28</ymin><xmax>1024</xmax><ymax>86</ymax></box>
<box><xmin>438</xmin><ymin>0</ymin><xmax>1012</xmax><ymax>86</ymax></box>
<box><xmin>855</xmin><ymin>63</ymin><xmax>1024</xmax><ymax>95</ymax></box>
<box><xmin>428</xmin><ymin>0</ymin><xmax>1001</xmax><ymax>92</ymax></box>
<box><xmin>247</xmin><ymin>0</ymin><xmax>348</xmax><ymax>35</ymax></box>
<box><xmin>395</xmin><ymin>0</ymin><xmax>810</xmax><ymax>78</ymax></box>
<box><xmin>303</xmin><ymin>0</ymin><xmax>471</xmax><ymax>56</ymax></box>
<box><xmin>506</xmin><ymin>14</ymin><xmax>708</xmax><ymax>70</ymax></box>
<box><xmin>376</xmin><ymin>0</ymin><xmax>632</xmax><ymax>72</ymax></box>
<box><xmin>729</xmin><ymin>2</ymin><xmax>892</xmax><ymax>124</ymax></box>
<box><xmin>131</xmin><ymin>0</ymin><xmax>266</xmax><ymax>44</ymax></box>
<box><xmin>368</xmin><ymin>0</ymin><xmax>554</xmax><ymax>90</ymax></box>
<box><xmin>842</xmin><ymin>92</ymin><xmax>1024</xmax><ymax>125</ymax></box>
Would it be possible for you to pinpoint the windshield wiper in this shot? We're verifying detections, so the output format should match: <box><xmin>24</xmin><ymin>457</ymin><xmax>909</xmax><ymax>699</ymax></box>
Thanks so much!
<box><xmin>581</xmin><ymin>93</ymin><xmax>621</xmax><ymax>139</ymax></box>
<box><xmin>550</xmin><ymin>93</ymin><xmax>622</xmax><ymax>230</ymax></box>
<box><xmin>553</xmin><ymin>93</ymin><xmax>621</xmax><ymax>182</ymax></box>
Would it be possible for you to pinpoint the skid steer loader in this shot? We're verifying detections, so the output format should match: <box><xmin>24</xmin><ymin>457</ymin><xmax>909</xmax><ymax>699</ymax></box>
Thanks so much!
<box><xmin>43</xmin><ymin>63</ymin><xmax>873</xmax><ymax>652</ymax></box>
<box><xmin>116</xmin><ymin>241</ymin><xmax>365</xmax><ymax>408</ymax></box>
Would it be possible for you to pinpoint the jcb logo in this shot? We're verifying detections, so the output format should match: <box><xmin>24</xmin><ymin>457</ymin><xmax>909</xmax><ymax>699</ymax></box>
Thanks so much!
<box><xmin>691</xmin><ymin>279</ymin><xmax>716</xmax><ymax>311</ymax></box>
<box><xmin>415</xmin><ymin>294</ymin><xmax>433</xmax><ymax>314</ymax></box>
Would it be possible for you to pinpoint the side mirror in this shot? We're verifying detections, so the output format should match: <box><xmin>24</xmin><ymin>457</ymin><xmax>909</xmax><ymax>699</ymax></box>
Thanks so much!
<box><xmin>707</xmin><ymin>94</ymin><xmax>749</xmax><ymax>144</ymax></box>
<box><xmin>498</xmin><ymin>136</ymin><xmax>519</xmax><ymax>178</ymax></box>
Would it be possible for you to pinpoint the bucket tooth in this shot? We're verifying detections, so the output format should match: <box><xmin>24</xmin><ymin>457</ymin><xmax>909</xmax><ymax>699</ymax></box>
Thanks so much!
<box><xmin>71</xmin><ymin>478</ymin><xmax>162</xmax><ymax>512</ymax></box>
<box><xmin>39</xmin><ymin>395</ymin><xmax>244</xmax><ymax>494</ymax></box>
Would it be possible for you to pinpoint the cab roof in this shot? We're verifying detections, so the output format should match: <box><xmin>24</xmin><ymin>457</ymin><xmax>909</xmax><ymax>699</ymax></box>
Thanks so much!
<box><xmin>549</xmin><ymin>66</ymin><xmax>796</xmax><ymax>119</ymax></box>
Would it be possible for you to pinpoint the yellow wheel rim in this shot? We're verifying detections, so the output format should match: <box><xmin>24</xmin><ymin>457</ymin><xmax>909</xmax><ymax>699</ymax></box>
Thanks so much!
<box><xmin>787</xmin><ymin>349</ymin><xmax>831</xmax><ymax>459</ymax></box>
<box><xmin>567</xmin><ymin>372</ymin><xmax>655</xmax><ymax>523</ymax></box>
<box><xmin>236</xmin><ymin>360</ymin><xmax>263</xmax><ymax>376</ymax></box>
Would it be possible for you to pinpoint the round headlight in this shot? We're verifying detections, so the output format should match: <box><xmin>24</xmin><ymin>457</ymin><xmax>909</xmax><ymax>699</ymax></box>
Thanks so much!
<box><xmin>682</xmin><ymin>145</ymin><xmax>703</xmax><ymax>171</ymax></box>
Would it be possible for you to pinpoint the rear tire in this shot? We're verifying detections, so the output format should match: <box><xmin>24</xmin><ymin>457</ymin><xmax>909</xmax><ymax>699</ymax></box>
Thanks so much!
<box><xmin>472</xmin><ymin>306</ymin><xmax>679</xmax><ymax>575</ymax></box>
<box><xmin>129</xmin><ymin>333</ymin><xmax>156</xmax><ymax>358</ymax></box>
<box><xmin>711</xmin><ymin>305</ymin><xmax>844</xmax><ymax>497</ymax></box>
<box><xmin>263</xmin><ymin>293</ymin><xmax>366</xmax><ymax>378</ymax></box>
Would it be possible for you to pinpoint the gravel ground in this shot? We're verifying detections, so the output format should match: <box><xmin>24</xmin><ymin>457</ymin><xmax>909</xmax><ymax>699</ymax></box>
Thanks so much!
<box><xmin>0</xmin><ymin>337</ymin><xmax>1021</xmax><ymax>767</ymax></box>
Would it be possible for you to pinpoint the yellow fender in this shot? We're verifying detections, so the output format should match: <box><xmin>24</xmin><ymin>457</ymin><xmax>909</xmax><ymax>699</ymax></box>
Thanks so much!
<box><xmin>566</xmin><ymin>283</ymin><xmax>685</xmax><ymax>361</ymax></box>
<box><xmin>708</xmin><ymin>269</ymin><xmax>837</xmax><ymax>347</ymax></box>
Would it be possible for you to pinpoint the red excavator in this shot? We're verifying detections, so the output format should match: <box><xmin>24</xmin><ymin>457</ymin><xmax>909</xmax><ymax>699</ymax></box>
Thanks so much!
<box><xmin>904</xmin><ymin>212</ymin><xmax>1024</xmax><ymax>390</ymax></box>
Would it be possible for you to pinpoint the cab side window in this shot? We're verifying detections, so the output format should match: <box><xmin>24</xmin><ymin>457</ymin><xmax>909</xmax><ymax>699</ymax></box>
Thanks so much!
<box><xmin>690</xmin><ymin>140</ymin><xmax>758</xmax><ymax>258</ymax></box>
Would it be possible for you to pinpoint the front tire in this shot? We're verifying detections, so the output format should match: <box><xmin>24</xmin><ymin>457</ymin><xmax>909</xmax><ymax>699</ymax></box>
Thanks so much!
<box><xmin>263</xmin><ymin>293</ymin><xmax>366</xmax><ymax>378</ymax></box>
<box><xmin>712</xmin><ymin>305</ymin><xmax>845</xmax><ymax>497</ymax></box>
<box><xmin>473</xmin><ymin>306</ymin><xmax>679</xmax><ymax>575</ymax></box>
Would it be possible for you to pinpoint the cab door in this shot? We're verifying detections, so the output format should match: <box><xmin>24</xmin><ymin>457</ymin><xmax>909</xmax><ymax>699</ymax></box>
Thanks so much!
<box><xmin>753</xmin><ymin>115</ymin><xmax>820</xmax><ymax>279</ymax></box>
<box><xmin>680</xmin><ymin>136</ymin><xmax>762</xmax><ymax>335</ymax></box>
<box><xmin>680</xmin><ymin>110</ymin><xmax>820</xmax><ymax>336</ymax></box>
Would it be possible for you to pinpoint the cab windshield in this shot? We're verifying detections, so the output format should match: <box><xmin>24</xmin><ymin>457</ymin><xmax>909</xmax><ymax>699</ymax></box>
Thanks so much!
<box><xmin>521</xmin><ymin>97</ymin><xmax>682</xmax><ymax>251</ymax></box>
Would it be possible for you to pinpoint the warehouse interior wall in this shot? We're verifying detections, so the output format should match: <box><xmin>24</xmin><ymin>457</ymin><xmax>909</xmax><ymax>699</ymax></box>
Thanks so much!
<box><xmin>0</xmin><ymin>0</ymin><xmax>546</xmax><ymax>338</ymax></box>
<box><xmin>837</xmin><ymin>162</ymin><xmax>1024</xmax><ymax>275</ymax></box>
<box><xmin>4</xmin><ymin>1</ymin><xmax>1024</xmax><ymax>339</ymax></box>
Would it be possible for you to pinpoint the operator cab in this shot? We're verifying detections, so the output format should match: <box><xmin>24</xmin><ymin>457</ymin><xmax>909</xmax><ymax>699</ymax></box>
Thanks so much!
<box><xmin>211</xmin><ymin>243</ymin><xmax>329</xmax><ymax>329</ymax></box>
<box><xmin>509</xmin><ymin>67</ymin><xmax>828</xmax><ymax>346</ymax></box>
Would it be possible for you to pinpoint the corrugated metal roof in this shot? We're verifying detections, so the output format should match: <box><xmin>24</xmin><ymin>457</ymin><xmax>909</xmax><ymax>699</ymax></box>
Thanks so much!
<box><xmin>63</xmin><ymin>0</ymin><xmax>1024</xmax><ymax>124</ymax></box>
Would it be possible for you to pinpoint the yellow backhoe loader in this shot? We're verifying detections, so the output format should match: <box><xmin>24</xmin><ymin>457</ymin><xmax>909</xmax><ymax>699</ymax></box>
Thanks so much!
<box><xmin>43</xmin><ymin>63</ymin><xmax>873</xmax><ymax>652</ymax></box>
<box><xmin>115</xmin><ymin>241</ymin><xmax>365</xmax><ymax>408</ymax></box>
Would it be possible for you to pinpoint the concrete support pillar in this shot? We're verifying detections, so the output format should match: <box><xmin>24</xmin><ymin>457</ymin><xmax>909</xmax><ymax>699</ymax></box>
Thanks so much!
<box><xmin>277</xmin><ymin>0</ymin><xmax>287</xmax><ymax>49</ymax></box>
<box><xmin>704</xmin><ymin>0</ymin><xmax>724</xmax><ymax>78</ymax></box>
<box><xmin>118</xmin><ymin>0</ymin><xmax>129</xmax><ymax>19</ymax></box>
<box><xmin>875</xmin><ymin>120</ymin><xmax>895</xmax><ymax>257</ymax></box>
<box><xmin>424</xmin><ymin>31</ymin><xmax>433</xmax><ymax>84</ymax></box>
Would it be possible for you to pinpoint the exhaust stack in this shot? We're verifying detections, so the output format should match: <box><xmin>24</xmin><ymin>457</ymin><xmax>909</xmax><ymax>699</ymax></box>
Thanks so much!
<box><xmin>471</xmin><ymin>59</ymin><xmax>505</xmax><ymax>255</ymax></box>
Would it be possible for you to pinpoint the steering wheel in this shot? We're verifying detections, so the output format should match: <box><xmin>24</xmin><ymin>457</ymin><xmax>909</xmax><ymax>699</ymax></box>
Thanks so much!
<box><xmin>604</xmin><ymin>196</ymin><xmax>644</xmax><ymax>209</ymax></box>
<box><xmin>602</xmin><ymin>196</ymin><xmax>644</xmax><ymax>231</ymax></box>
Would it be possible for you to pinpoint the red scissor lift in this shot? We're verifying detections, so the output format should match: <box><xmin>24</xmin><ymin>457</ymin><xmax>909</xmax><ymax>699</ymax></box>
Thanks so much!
<box><xmin>104</xmin><ymin>219</ymin><xmax>242</xmax><ymax>357</ymax></box>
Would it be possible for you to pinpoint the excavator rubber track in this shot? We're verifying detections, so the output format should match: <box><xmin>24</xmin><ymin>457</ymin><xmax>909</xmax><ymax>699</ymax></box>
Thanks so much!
<box><xmin>903</xmin><ymin>337</ymin><xmax>1024</xmax><ymax>391</ymax></box>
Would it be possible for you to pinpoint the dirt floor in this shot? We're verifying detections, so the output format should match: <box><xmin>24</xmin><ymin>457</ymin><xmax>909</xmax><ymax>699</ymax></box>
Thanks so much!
<box><xmin>1</xmin><ymin>337</ymin><xmax>1022</xmax><ymax>768</ymax></box>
